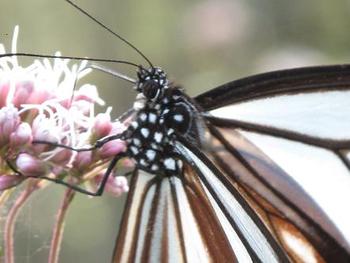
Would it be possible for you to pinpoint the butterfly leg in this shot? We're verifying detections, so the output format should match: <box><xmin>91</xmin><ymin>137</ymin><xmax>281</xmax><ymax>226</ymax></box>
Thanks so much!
<box><xmin>32</xmin><ymin>134</ymin><xmax>123</xmax><ymax>152</ymax></box>
<box><xmin>6</xmin><ymin>153</ymin><xmax>126</xmax><ymax>196</ymax></box>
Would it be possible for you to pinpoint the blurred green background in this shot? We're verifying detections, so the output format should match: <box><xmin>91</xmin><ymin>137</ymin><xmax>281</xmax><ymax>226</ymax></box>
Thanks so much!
<box><xmin>1</xmin><ymin>0</ymin><xmax>350</xmax><ymax>262</ymax></box>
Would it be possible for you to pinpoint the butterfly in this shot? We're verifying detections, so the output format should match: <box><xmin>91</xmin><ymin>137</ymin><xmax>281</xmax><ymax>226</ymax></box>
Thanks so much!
<box><xmin>110</xmin><ymin>64</ymin><xmax>350</xmax><ymax>263</ymax></box>
<box><xmin>3</xmin><ymin>0</ymin><xmax>350</xmax><ymax>262</ymax></box>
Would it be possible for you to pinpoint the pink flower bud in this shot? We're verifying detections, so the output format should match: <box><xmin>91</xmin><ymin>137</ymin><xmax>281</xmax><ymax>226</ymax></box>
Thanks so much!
<box><xmin>12</xmin><ymin>81</ymin><xmax>35</xmax><ymax>107</ymax></box>
<box><xmin>93</xmin><ymin>113</ymin><xmax>112</xmax><ymax>138</ymax></box>
<box><xmin>10</xmin><ymin>122</ymin><xmax>33</xmax><ymax>147</ymax></box>
<box><xmin>0</xmin><ymin>82</ymin><xmax>10</xmax><ymax>108</ymax></box>
<box><xmin>120</xmin><ymin>158</ymin><xmax>134</xmax><ymax>168</ymax></box>
<box><xmin>59</xmin><ymin>98</ymin><xmax>72</xmax><ymax>109</ymax></box>
<box><xmin>0</xmin><ymin>105</ymin><xmax>20</xmax><ymax>146</ymax></box>
<box><xmin>110</xmin><ymin>121</ymin><xmax>127</xmax><ymax>135</ymax></box>
<box><xmin>0</xmin><ymin>174</ymin><xmax>26</xmax><ymax>190</ymax></box>
<box><xmin>72</xmin><ymin>100</ymin><xmax>91</xmax><ymax>115</ymax></box>
<box><xmin>98</xmin><ymin>140</ymin><xmax>126</xmax><ymax>159</ymax></box>
<box><xmin>95</xmin><ymin>174</ymin><xmax>129</xmax><ymax>197</ymax></box>
<box><xmin>26</xmin><ymin>88</ymin><xmax>52</xmax><ymax>105</ymax></box>
<box><xmin>31</xmin><ymin>116</ymin><xmax>59</xmax><ymax>153</ymax></box>
<box><xmin>73</xmin><ymin>151</ymin><xmax>93</xmax><ymax>171</ymax></box>
<box><xmin>74</xmin><ymin>85</ymin><xmax>102</xmax><ymax>105</ymax></box>
<box><xmin>50</xmin><ymin>149</ymin><xmax>73</xmax><ymax>166</ymax></box>
<box><xmin>16</xmin><ymin>153</ymin><xmax>47</xmax><ymax>176</ymax></box>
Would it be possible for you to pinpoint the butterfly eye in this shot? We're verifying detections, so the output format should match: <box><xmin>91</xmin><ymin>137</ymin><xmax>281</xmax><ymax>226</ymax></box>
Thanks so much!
<box><xmin>142</xmin><ymin>79</ymin><xmax>161</xmax><ymax>100</ymax></box>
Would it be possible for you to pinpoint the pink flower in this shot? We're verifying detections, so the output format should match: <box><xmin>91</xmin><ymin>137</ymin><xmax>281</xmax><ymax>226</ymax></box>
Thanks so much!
<box><xmin>49</xmin><ymin>149</ymin><xmax>73</xmax><ymax>166</ymax></box>
<box><xmin>0</xmin><ymin>81</ymin><xmax>10</xmax><ymax>108</ymax></box>
<box><xmin>99</xmin><ymin>140</ymin><xmax>126</xmax><ymax>159</ymax></box>
<box><xmin>94</xmin><ymin>173</ymin><xmax>129</xmax><ymax>197</ymax></box>
<box><xmin>93</xmin><ymin>113</ymin><xmax>113</xmax><ymax>138</ymax></box>
<box><xmin>10</xmin><ymin>122</ymin><xmax>32</xmax><ymax>148</ymax></box>
<box><xmin>0</xmin><ymin>105</ymin><xmax>20</xmax><ymax>147</ymax></box>
<box><xmin>16</xmin><ymin>153</ymin><xmax>47</xmax><ymax>177</ymax></box>
<box><xmin>0</xmin><ymin>26</ymin><xmax>129</xmax><ymax>197</ymax></box>
<box><xmin>72</xmin><ymin>151</ymin><xmax>93</xmax><ymax>171</ymax></box>
<box><xmin>73</xmin><ymin>84</ymin><xmax>104</xmax><ymax>105</ymax></box>
<box><xmin>12</xmin><ymin>81</ymin><xmax>35</xmax><ymax>107</ymax></box>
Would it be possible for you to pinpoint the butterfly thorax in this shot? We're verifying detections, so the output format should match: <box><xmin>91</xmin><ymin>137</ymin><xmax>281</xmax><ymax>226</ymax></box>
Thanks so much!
<box><xmin>123</xmin><ymin>67</ymin><xmax>192</xmax><ymax>176</ymax></box>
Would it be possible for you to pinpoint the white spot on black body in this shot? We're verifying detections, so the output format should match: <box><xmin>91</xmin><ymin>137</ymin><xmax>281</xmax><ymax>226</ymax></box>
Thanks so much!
<box><xmin>124</xmin><ymin>66</ymin><xmax>194</xmax><ymax>176</ymax></box>
<box><xmin>174</xmin><ymin>114</ymin><xmax>184</xmax><ymax>122</ymax></box>
<box><xmin>133</xmin><ymin>138</ymin><xmax>141</xmax><ymax>146</ymax></box>
<box><xmin>149</xmin><ymin>113</ymin><xmax>157</xmax><ymax>123</ymax></box>
<box><xmin>146</xmin><ymin>149</ymin><xmax>156</xmax><ymax>161</ymax></box>
<box><xmin>164</xmin><ymin>158</ymin><xmax>176</xmax><ymax>171</ymax></box>
<box><xmin>154</xmin><ymin>132</ymin><xmax>163</xmax><ymax>143</ymax></box>
<box><xmin>141</xmin><ymin>128</ymin><xmax>150</xmax><ymax>138</ymax></box>
<box><xmin>140</xmin><ymin>113</ymin><xmax>147</xmax><ymax>121</ymax></box>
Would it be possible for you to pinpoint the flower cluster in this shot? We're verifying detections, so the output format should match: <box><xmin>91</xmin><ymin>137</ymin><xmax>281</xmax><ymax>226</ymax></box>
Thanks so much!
<box><xmin>0</xmin><ymin>26</ymin><xmax>129</xmax><ymax>196</ymax></box>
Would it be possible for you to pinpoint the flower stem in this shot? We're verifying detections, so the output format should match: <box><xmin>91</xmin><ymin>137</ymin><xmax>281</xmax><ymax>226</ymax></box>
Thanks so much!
<box><xmin>4</xmin><ymin>180</ymin><xmax>38</xmax><ymax>263</ymax></box>
<box><xmin>48</xmin><ymin>188</ymin><xmax>75</xmax><ymax>263</ymax></box>
<box><xmin>0</xmin><ymin>189</ymin><xmax>13</xmax><ymax>208</ymax></box>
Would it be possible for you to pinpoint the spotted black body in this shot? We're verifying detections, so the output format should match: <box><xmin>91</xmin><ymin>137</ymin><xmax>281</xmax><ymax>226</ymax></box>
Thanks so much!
<box><xmin>122</xmin><ymin>67</ymin><xmax>201</xmax><ymax>176</ymax></box>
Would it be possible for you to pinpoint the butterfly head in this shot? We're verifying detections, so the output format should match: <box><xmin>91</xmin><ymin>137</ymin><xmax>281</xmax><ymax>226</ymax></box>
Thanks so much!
<box><xmin>136</xmin><ymin>66</ymin><xmax>168</xmax><ymax>102</ymax></box>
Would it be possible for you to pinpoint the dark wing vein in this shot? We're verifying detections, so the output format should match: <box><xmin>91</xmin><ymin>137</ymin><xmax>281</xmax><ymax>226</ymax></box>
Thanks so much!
<box><xmin>202</xmin><ymin>125</ymin><xmax>350</xmax><ymax>262</ymax></box>
<box><xmin>196</xmin><ymin>64</ymin><xmax>350</xmax><ymax>109</ymax></box>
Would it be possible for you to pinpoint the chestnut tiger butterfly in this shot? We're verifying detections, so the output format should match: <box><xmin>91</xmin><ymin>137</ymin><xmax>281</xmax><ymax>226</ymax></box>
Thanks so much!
<box><xmin>2</xmin><ymin>0</ymin><xmax>350</xmax><ymax>262</ymax></box>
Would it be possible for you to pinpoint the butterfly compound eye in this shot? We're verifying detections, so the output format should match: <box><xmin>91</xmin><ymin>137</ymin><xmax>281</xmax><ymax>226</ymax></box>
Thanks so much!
<box><xmin>142</xmin><ymin>80</ymin><xmax>161</xmax><ymax>100</ymax></box>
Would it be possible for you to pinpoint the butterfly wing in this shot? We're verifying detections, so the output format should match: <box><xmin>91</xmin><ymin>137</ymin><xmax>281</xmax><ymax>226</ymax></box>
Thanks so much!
<box><xmin>112</xmin><ymin>142</ymin><xmax>291</xmax><ymax>262</ymax></box>
<box><xmin>196</xmin><ymin>64</ymin><xmax>350</xmax><ymax>147</ymax></box>
<box><xmin>112</xmin><ymin>168</ymin><xmax>238</xmax><ymax>263</ymax></box>
<box><xmin>194</xmin><ymin>65</ymin><xmax>350</xmax><ymax>261</ymax></box>
<box><xmin>113</xmin><ymin>65</ymin><xmax>350</xmax><ymax>262</ymax></box>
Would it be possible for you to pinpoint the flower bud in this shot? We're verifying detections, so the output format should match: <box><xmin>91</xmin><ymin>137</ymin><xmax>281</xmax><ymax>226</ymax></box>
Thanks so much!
<box><xmin>16</xmin><ymin>153</ymin><xmax>47</xmax><ymax>177</ymax></box>
<box><xmin>98</xmin><ymin>140</ymin><xmax>126</xmax><ymax>159</ymax></box>
<box><xmin>73</xmin><ymin>151</ymin><xmax>93</xmax><ymax>171</ymax></box>
<box><xmin>31</xmin><ymin>116</ymin><xmax>59</xmax><ymax>153</ymax></box>
<box><xmin>74</xmin><ymin>84</ymin><xmax>104</xmax><ymax>105</ymax></box>
<box><xmin>93</xmin><ymin>113</ymin><xmax>112</xmax><ymax>138</ymax></box>
<box><xmin>0</xmin><ymin>105</ymin><xmax>20</xmax><ymax>147</ymax></box>
<box><xmin>12</xmin><ymin>81</ymin><xmax>34</xmax><ymax>107</ymax></box>
<box><xmin>10</xmin><ymin>122</ymin><xmax>33</xmax><ymax>148</ymax></box>
<box><xmin>0</xmin><ymin>81</ymin><xmax>10</xmax><ymax>108</ymax></box>
<box><xmin>50</xmin><ymin>149</ymin><xmax>73</xmax><ymax>166</ymax></box>
<box><xmin>0</xmin><ymin>174</ymin><xmax>25</xmax><ymax>190</ymax></box>
<box><xmin>94</xmin><ymin>174</ymin><xmax>129</xmax><ymax>197</ymax></box>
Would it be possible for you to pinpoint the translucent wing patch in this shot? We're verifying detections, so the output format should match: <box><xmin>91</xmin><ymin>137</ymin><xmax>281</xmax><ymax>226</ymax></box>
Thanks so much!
<box><xmin>176</xmin><ymin>142</ymin><xmax>288</xmax><ymax>263</ymax></box>
<box><xmin>112</xmin><ymin>168</ymin><xmax>239</xmax><ymax>263</ymax></box>
<box><xmin>196</xmin><ymin>65</ymin><xmax>350</xmax><ymax>147</ymax></box>
<box><xmin>210</xmin><ymin>90</ymin><xmax>350</xmax><ymax>141</ymax></box>
<box><xmin>203</xmin><ymin>126</ymin><xmax>350</xmax><ymax>262</ymax></box>
<box><xmin>239</xmin><ymin>130</ymin><xmax>350</xmax><ymax>239</ymax></box>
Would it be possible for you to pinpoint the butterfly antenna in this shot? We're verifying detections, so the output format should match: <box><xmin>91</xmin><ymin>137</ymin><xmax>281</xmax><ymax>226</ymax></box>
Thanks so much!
<box><xmin>65</xmin><ymin>0</ymin><xmax>154</xmax><ymax>69</ymax></box>
<box><xmin>0</xmin><ymin>53</ymin><xmax>139</xmax><ymax>67</ymax></box>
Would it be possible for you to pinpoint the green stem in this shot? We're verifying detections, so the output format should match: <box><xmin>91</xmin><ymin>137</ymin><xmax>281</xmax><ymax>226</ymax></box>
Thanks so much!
<box><xmin>4</xmin><ymin>180</ymin><xmax>38</xmax><ymax>263</ymax></box>
<box><xmin>48</xmin><ymin>188</ymin><xmax>75</xmax><ymax>263</ymax></box>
